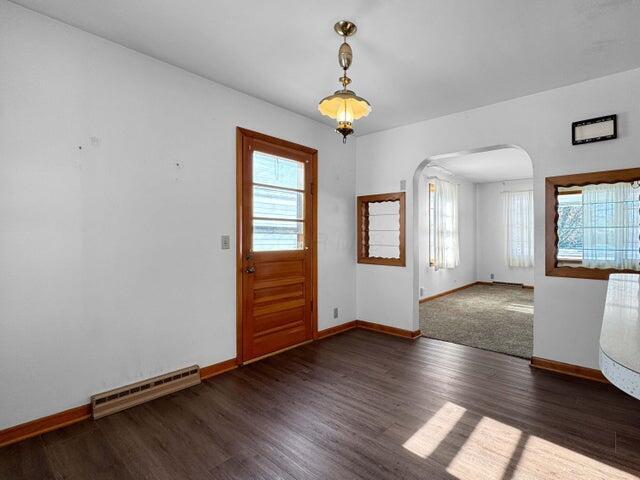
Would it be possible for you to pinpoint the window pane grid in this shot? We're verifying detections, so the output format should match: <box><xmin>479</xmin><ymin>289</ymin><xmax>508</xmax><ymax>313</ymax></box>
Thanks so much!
<box><xmin>253</xmin><ymin>219</ymin><xmax>304</xmax><ymax>252</ymax></box>
<box><xmin>253</xmin><ymin>151</ymin><xmax>304</xmax><ymax>190</ymax></box>
<box><xmin>253</xmin><ymin>182</ymin><xmax>304</xmax><ymax>193</ymax></box>
<box><xmin>252</xmin><ymin>151</ymin><xmax>305</xmax><ymax>252</ymax></box>
<box><xmin>253</xmin><ymin>185</ymin><xmax>304</xmax><ymax>221</ymax></box>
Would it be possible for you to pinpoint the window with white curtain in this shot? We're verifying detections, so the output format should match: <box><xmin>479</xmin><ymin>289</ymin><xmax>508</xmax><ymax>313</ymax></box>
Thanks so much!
<box><xmin>583</xmin><ymin>183</ymin><xmax>639</xmax><ymax>269</ymax></box>
<box><xmin>428</xmin><ymin>179</ymin><xmax>459</xmax><ymax>269</ymax></box>
<box><xmin>428</xmin><ymin>183</ymin><xmax>436</xmax><ymax>266</ymax></box>
<box><xmin>556</xmin><ymin>182</ymin><xmax>639</xmax><ymax>270</ymax></box>
<box><xmin>547</xmin><ymin>169</ymin><xmax>640</xmax><ymax>279</ymax></box>
<box><xmin>503</xmin><ymin>190</ymin><xmax>534</xmax><ymax>267</ymax></box>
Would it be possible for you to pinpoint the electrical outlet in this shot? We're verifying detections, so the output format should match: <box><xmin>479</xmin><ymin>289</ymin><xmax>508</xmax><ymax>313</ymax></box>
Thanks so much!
<box><xmin>400</xmin><ymin>179</ymin><xmax>406</xmax><ymax>191</ymax></box>
<box><xmin>333</xmin><ymin>307</ymin><xmax>339</xmax><ymax>319</ymax></box>
<box><xmin>221</xmin><ymin>235</ymin><xmax>230</xmax><ymax>250</ymax></box>
<box><xmin>490</xmin><ymin>273</ymin><xmax>495</xmax><ymax>280</ymax></box>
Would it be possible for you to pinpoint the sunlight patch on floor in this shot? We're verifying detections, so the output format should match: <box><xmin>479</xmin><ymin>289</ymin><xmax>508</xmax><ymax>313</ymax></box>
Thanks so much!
<box><xmin>512</xmin><ymin>435</ymin><xmax>638</xmax><ymax>480</ymax></box>
<box><xmin>402</xmin><ymin>402</ymin><xmax>466</xmax><ymax>458</ymax></box>
<box><xmin>446</xmin><ymin>416</ymin><xmax>521</xmax><ymax>480</ymax></box>
<box><xmin>505</xmin><ymin>303</ymin><xmax>534</xmax><ymax>314</ymax></box>
<box><xmin>403</xmin><ymin>402</ymin><xmax>637</xmax><ymax>480</ymax></box>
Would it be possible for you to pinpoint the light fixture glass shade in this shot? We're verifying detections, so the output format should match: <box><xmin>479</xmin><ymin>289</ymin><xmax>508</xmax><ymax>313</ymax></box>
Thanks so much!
<box><xmin>318</xmin><ymin>90</ymin><xmax>371</xmax><ymax>123</ymax></box>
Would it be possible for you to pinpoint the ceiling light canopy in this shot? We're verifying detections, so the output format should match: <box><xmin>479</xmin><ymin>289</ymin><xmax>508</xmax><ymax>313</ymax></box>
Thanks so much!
<box><xmin>318</xmin><ymin>20</ymin><xmax>371</xmax><ymax>143</ymax></box>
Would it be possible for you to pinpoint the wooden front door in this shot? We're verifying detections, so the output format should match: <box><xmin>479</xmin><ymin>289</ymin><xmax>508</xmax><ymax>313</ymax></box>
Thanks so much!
<box><xmin>237</xmin><ymin>128</ymin><xmax>317</xmax><ymax>363</ymax></box>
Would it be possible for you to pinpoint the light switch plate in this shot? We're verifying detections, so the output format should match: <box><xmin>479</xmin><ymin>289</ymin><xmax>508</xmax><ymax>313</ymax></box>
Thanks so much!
<box><xmin>221</xmin><ymin>235</ymin><xmax>230</xmax><ymax>250</ymax></box>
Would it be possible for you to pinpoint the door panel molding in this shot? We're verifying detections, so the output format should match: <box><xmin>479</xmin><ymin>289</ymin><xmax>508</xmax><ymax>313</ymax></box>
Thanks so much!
<box><xmin>236</xmin><ymin>128</ymin><xmax>318</xmax><ymax>364</ymax></box>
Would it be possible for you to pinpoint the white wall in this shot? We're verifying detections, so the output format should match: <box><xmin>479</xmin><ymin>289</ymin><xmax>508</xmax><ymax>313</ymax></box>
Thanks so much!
<box><xmin>476</xmin><ymin>179</ymin><xmax>534</xmax><ymax>286</ymax></box>
<box><xmin>0</xmin><ymin>2</ymin><xmax>356</xmax><ymax>429</ymax></box>
<box><xmin>418</xmin><ymin>170</ymin><xmax>477</xmax><ymax>298</ymax></box>
<box><xmin>356</xmin><ymin>67</ymin><xmax>640</xmax><ymax>370</ymax></box>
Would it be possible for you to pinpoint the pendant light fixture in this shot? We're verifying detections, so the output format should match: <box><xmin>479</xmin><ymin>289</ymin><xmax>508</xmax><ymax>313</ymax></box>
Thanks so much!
<box><xmin>318</xmin><ymin>20</ymin><xmax>371</xmax><ymax>143</ymax></box>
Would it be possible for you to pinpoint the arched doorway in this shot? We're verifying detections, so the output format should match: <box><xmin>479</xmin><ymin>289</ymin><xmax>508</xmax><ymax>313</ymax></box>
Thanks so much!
<box><xmin>411</xmin><ymin>145</ymin><xmax>535</xmax><ymax>358</ymax></box>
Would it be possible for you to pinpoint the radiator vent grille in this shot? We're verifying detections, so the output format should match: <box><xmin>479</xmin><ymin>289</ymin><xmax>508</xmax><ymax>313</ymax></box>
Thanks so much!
<box><xmin>492</xmin><ymin>281</ymin><xmax>523</xmax><ymax>287</ymax></box>
<box><xmin>91</xmin><ymin>366</ymin><xmax>200</xmax><ymax>419</ymax></box>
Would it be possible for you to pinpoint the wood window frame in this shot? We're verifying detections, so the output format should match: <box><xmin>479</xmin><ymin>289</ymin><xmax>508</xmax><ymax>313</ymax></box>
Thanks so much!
<box><xmin>357</xmin><ymin>192</ymin><xmax>406</xmax><ymax>267</ymax></box>
<box><xmin>545</xmin><ymin>167</ymin><xmax>640</xmax><ymax>280</ymax></box>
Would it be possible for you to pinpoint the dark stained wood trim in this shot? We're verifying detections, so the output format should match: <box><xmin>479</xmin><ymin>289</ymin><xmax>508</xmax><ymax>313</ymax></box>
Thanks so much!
<box><xmin>318</xmin><ymin>320</ymin><xmax>421</xmax><ymax>340</ymax></box>
<box><xmin>0</xmin><ymin>404</ymin><xmax>91</xmax><ymax>448</ymax></box>
<box><xmin>317</xmin><ymin>320</ymin><xmax>358</xmax><ymax>339</ymax></box>
<box><xmin>0</xmin><ymin>357</ymin><xmax>239</xmax><ymax>448</ymax></box>
<box><xmin>557</xmin><ymin>189</ymin><xmax>583</xmax><ymax>195</ymax></box>
<box><xmin>200</xmin><ymin>358</ymin><xmax>238</xmax><ymax>380</ymax></box>
<box><xmin>544</xmin><ymin>175</ymin><xmax>558</xmax><ymax>278</ymax></box>
<box><xmin>235</xmin><ymin>128</ymin><xmax>244</xmax><ymax>365</ymax></box>
<box><xmin>530</xmin><ymin>356</ymin><xmax>609</xmax><ymax>384</ymax></box>
<box><xmin>419</xmin><ymin>282</ymin><xmax>478</xmax><ymax>303</ymax></box>
<box><xmin>236</xmin><ymin>127</ymin><xmax>317</xmax><ymax>155</ymax></box>
<box><xmin>546</xmin><ymin>167</ymin><xmax>640</xmax><ymax>188</ymax></box>
<box><xmin>311</xmin><ymin>149</ymin><xmax>318</xmax><ymax>340</ymax></box>
<box><xmin>356</xmin><ymin>320</ymin><xmax>421</xmax><ymax>339</ymax></box>
<box><xmin>319</xmin><ymin>320</ymin><xmax>421</xmax><ymax>340</ymax></box>
<box><xmin>545</xmin><ymin>167</ymin><xmax>640</xmax><ymax>280</ymax></box>
<box><xmin>235</xmin><ymin>127</ymin><xmax>319</xmax><ymax>361</ymax></box>
<box><xmin>357</xmin><ymin>192</ymin><xmax>406</xmax><ymax>267</ymax></box>
<box><xmin>241</xmin><ymin>340</ymin><xmax>314</xmax><ymax>365</ymax></box>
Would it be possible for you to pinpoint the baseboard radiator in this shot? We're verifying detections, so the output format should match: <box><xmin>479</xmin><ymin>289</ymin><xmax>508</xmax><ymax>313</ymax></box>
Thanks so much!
<box><xmin>492</xmin><ymin>281</ymin><xmax>523</xmax><ymax>287</ymax></box>
<box><xmin>91</xmin><ymin>365</ymin><xmax>201</xmax><ymax>419</ymax></box>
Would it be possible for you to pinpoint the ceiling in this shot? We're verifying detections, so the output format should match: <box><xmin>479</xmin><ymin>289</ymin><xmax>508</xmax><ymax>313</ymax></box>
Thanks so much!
<box><xmin>12</xmin><ymin>0</ymin><xmax>640</xmax><ymax>135</ymax></box>
<box><xmin>430</xmin><ymin>147</ymin><xmax>532</xmax><ymax>183</ymax></box>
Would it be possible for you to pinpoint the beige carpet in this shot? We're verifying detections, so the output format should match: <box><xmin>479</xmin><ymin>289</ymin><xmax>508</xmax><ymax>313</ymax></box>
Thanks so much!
<box><xmin>420</xmin><ymin>284</ymin><xmax>533</xmax><ymax>358</ymax></box>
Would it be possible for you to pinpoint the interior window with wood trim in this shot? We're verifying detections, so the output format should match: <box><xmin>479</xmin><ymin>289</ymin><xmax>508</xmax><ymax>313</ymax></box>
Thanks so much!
<box><xmin>546</xmin><ymin>167</ymin><xmax>640</xmax><ymax>280</ymax></box>
<box><xmin>357</xmin><ymin>192</ymin><xmax>406</xmax><ymax>266</ymax></box>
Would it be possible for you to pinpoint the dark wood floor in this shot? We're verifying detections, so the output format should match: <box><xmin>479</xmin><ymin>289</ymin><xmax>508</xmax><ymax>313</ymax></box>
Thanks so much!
<box><xmin>2</xmin><ymin>329</ymin><xmax>639</xmax><ymax>479</ymax></box>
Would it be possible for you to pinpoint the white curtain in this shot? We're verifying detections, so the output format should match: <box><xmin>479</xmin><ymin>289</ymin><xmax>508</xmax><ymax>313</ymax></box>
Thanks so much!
<box><xmin>582</xmin><ymin>183</ymin><xmax>639</xmax><ymax>270</ymax></box>
<box><xmin>433</xmin><ymin>179</ymin><xmax>459</xmax><ymax>269</ymax></box>
<box><xmin>503</xmin><ymin>190</ymin><xmax>534</xmax><ymax>267</ymax></box>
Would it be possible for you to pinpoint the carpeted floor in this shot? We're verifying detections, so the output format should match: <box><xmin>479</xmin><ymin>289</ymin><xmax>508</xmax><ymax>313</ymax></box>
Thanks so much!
<box><xmin>420</xmin><ymin>284</ymin><xmax>533</xmax><ymax>358</ymax></box>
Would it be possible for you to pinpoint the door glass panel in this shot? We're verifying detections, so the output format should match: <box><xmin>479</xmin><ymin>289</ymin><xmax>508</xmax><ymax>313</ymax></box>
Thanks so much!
<box><xmin>251</xmin><ymin>150</ymin><xmax>306</xmax><ymax>252</ymax></box>
<box><xmin>253</xmin><ymin>186</ymin><xmax>304</xmax><ymax>220</ymax></box>
<box><xmin>253</xmin><ymin>219</ymin><xmax>304</xmax><ymax>251</ymax></box>
<box><xmin>253</xmin><ymin>151</ymin><xmax>304</xmax><ymax>190</ymax></box>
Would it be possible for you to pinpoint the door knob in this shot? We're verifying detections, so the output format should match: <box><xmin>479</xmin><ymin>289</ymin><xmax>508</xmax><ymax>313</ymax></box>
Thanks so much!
<box><xmin>245</xmin><ymin>266</ymin><xmax>256</xmax><ymax>274</ymax></box>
